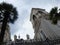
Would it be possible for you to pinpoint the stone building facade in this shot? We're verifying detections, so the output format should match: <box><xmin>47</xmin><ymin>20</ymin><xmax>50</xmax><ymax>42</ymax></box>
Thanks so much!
<box><xmin>30</xmin><ymin>8</ymin><xmax>60</xmax><ymax>42</ymax></box>
<box><xmin>30</xmin><ymin>8</ymin><xmax>49</xmax><ymax>41</ymax></box>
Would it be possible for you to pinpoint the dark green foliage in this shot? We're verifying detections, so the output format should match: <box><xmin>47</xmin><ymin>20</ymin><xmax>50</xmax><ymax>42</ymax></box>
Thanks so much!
<box><xmin>52</xmin><ymin>18</ymin><xmax>57</xmax><ymax>24</ymax></box>
<box><xmin>49</xmin><ymin>8</ymin><xmax>55</xmax><ymax>20</ymax></box>
<box><xmin>49</xmin><ymin>7</ymin><xmax>58</xmax><ymax>20</ymax></box>
<box><xmin>57</xmin><ymin>12</ymin><xmax>60</xmax><ymax>20</ymax></box>
<box><xmin>0</xmin><ymin>2</ymin><xmax>18</xmax><ymax>23</ymax></box>
<box><xmin>49</xmin><ymin>7</ymin><xmax>58</xmax><ymax>24</ymax></box>
<box><xmin>0</xmin><ymin>2</ymin><xmax>18</xmax><ymax>45</ymax></box>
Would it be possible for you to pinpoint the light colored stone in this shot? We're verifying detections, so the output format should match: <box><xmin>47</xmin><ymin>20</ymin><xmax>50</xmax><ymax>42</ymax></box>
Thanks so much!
<box><xmin>30</xmin><ymin>8</ymin><xmax>48</xmax><ymax>41</ymax></box>
<box><xmin>30</xmin><ymin>8</ymin><xmax>60</xmax><ymax>41</ymax></box>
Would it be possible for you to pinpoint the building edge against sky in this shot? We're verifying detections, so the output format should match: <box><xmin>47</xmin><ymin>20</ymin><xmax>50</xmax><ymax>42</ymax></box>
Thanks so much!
<box><xmin>30</xmin><ymin>8</ymin><xmax>60</xmax><ymax>41</ymax></box>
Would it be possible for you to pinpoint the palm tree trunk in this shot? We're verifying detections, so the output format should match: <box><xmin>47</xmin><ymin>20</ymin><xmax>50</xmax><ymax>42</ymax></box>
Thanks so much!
<box><xmin>0</xmin><ymin>11</ymin><xmax>10</xmax><ymax>45</ymax></box>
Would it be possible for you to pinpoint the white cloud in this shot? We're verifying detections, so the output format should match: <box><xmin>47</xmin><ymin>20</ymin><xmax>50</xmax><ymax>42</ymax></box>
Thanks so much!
<box><xmin>22</xmin><ymin>16</ymin><xmax>34</xmax><ymax>38</ymax></box>
<box><xmin>11</xmin><ymin>16</ymin><xmax>34</xmax><ymax>40</ymax></box>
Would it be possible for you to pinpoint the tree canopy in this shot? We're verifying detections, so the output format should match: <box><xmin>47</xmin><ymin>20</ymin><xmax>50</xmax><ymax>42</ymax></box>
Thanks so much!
<box><xmin>0</xmin><ymin>2</ymin><xmax>18</xmax><ymax>23</ymax></box>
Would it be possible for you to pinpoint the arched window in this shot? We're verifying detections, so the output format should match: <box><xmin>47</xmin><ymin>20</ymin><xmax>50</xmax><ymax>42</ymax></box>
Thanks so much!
<box><xmin>33</xmin><ymin>15</ymin><xmax>36</xmax><ymax>21</ymax></box>
<box><xmin>38</xmin><ymin>11</ymin><xmax>43</xmax><ymax>13</ymax></box>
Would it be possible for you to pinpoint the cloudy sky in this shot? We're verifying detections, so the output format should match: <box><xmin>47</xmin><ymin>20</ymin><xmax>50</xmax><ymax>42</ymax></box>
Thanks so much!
<box><xmin>0</xmin><ymin>0</ymin><xmax>60</xmax><ymax>40</ymax></box>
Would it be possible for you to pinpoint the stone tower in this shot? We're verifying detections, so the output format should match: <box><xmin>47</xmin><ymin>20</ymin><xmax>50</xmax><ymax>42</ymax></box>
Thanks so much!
<box><xmin>26</xmin><ymin>34</ymin><xmax>30</xmax><ymax>40</ymax></box>
<box><xmin>14</xmin><ymin>35</ymin><xmax>17</xmax><ymax>41</ymax></box>
<box><xmin>30</xmin><ymin>8</ymin><xmax>60</xmax><ymax>41</ymax></box>
<box><xmin>30</xmin><ymin>8</ymin><xmax>47</xmax><ymax>41</ymax></box>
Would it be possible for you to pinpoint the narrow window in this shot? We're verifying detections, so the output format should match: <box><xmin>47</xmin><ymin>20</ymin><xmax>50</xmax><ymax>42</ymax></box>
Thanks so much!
<box><xmin>33</xmin><ymin>15</ymin><xmax>36</xmax><ymax>21</ymax></box>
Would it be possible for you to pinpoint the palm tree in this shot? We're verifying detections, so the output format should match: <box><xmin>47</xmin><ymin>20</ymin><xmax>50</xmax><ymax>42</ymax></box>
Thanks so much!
<box><xmin>49</xmin><ymin>7</ymin><xmax>58</xmax><ymax>24</ymax></box>
<box><xmin>49</xmin><ymin>8</ymin><xmax>55</xmax><ymax>20</ymax></box>
<box><xmin>0</xmin><ymin>2</ymin><xmax>18</xmax><ymax>44</ymax></box>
